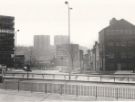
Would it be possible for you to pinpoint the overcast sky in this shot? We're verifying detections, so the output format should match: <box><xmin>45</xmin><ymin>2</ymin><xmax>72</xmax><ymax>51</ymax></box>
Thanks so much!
<box><xmin>0</xmin><ymin>0</ymin><xmax>135</xmax><ymax>48</ymax></box>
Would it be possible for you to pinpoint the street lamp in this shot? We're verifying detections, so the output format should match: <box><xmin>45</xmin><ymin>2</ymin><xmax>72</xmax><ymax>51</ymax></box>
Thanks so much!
<box><xmin>15</xmin><ymin>29</ymin><xmax>20</xmax><ymax>47</ymax></box>
<box><xmin>65</xmin><ymin>1</ymin><xmax>73</xmax><ymax>80</ymax></box>
<box><xmin>14</xmin><ymin>29</ymin><xmax>20</xmax><ymax>69</ymax></box>
<box><xmin>65</xmin><ymin>1</ymin><xmax>72</xmax><ymax>44</ymax></box>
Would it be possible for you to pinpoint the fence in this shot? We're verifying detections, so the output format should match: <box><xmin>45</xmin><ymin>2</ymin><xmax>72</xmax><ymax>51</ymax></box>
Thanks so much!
<box><xmin>2</xmin><ymin>79</ymin><xmax>135</xmax><ymax>100</ymax></box>
<box><xmin>4</xmin><ymin>72</ymin><xmax>135</xmax><ymax>83</ymax></box>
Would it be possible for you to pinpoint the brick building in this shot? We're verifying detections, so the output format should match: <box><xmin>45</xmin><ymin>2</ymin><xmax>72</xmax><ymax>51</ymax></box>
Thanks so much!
<box><xmin>91</xmin><ymin>42</ymin><xmax>100</xmax><ymax>71</ymax></box>
<box><xmin>99</xmin><ymin>18</ymin><xmax>135</xmax><ymax>71</ymax></box>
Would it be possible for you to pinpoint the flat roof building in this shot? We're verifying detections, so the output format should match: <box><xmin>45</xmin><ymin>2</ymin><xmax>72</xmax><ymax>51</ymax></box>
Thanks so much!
<box><xmin>0</xmin><ymin>15</ymin><xmax>14</xmax><ymax>67</ymax></box>
<box><xmin>34</xmin><ymin>35</ymin><xmax>50</xmax><ymax>51</ymax></box>
<box><xmin>34</xmin><ymin>35</ymin><xmax>51</xmax><ymax>63</ymax></box>
<box><xmin>54</xmin><ymin>35</ymin><xmax>69</xmax><ymax>46</ymax></box>
<box><xmin>56</xmin><ymin>44</ymin><xmax>80</xmax><ymax>72</ymax></box>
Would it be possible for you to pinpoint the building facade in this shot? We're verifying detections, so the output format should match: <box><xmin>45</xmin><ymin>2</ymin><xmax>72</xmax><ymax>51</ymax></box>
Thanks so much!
<box><xmin>14</xmin><ymin>55</ymin><xmax>25</xmax><ymax>68</ymax></box>
<box><xmin>16</xmin><ymin>46</ymin><xmax>34</xmax><ymax>66</ymax></box>
<box><xmin>0</xmin><ymin>15</ymin><xmax>14</xmax><ymax>67</ymax></box>
<box><xmin>99</xmin><ymin>18</ymin><xmax>135</xmax><ymax>71</ymax></box>
<box><xmin>90</xmin><ymin>42</ymin><xmax>100</xmax><ymax>71</ymax></box>
<box><xmin>34</xmin><ymin>35</ymin><xmax>51</xmax><ymax>63</ymax></box>
<box><xmin>54</xmin><ymin>35</ymin><xmax>69</xmax><ymax>46</ymax></box>
<box><xmin>56</xmin><ymin>44</ymin><xmax>80</xmax><ymax>72</ymax></box>
<box><xmin>34</xmin><ymin>35</ymin><xmax>50</xmax><ymax>54</ymax></box>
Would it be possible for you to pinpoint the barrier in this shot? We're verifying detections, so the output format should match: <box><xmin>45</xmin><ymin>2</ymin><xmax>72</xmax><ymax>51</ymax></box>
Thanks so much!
<box><xmin>4</xmin><ymin>72</ymin><xmax>135</xmax><ymax>83</ymax></box>
<box><xmin>2</xmin><ymin>80</ymin><xmax>135</xmax><ymax>100</ymax></box>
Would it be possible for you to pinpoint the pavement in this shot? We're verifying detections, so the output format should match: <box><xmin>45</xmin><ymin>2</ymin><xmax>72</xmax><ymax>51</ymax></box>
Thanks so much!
<box><xmin>0</xmin><ymin>89</ymin><xmax>103</xmax><ymax>102</ymax></box>
<box><xmin>0</xmin><ymin>89</ymin><xmax>134</xmax><ymax>102</ymax></box>
<box><xmin>114</xmin><ymin>70</ymin><xmax>135</xmax><ymax>74</ymax></box>
<box><xmin>2</xmin><ymin>69</ymin><xmax>135</xmax><ymax>102</ymax></box>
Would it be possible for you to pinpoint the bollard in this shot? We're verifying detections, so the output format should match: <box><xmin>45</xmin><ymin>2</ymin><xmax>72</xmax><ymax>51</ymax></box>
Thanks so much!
<box><xmin>42</xmin><ymin>74</ymin><xmax>44</xmax><ymax>79</ymax></box>
<box><xmin>17</xmin><ymin>80</ymin><xmax>20</xmax><ymax>92</ymax></box>
<box><xmin>100</xmin><ymin>76</ymin><xmax>102</xmax><ymax>82</ymax></box>
<box><xmin>64</xmin><ymin>75</ymin><xmax>66</xmax><ymax>80</ymax></box>
<box><xmin>60</xmin><ymin>84</ymin><xmax>63</xmax><ymax>95</ymax></box>
<box><xmin>114</xmin><ymin>77</ymin><xmax>115</xmax><ymax>82</ymax></box>
<box><xmin>44</xmin><ymin>83</ymin><xmax>47</xmax><ymax>93</ymax></box>
<box><xmin>31</xmin><ymin>82</ymin><xmax>33</xmax><ymax>93</ymax></box>
<box><xmin>5</xmin><ymin>81</ymin><xmax>7</xmax><ymax>90</ymax></box>
<box><xmin>32</xmin><ymin>74</ymin><xmax>34</xmax><ymax>78</ymax></box>
<box><xmin>115</xmin><ymin>88</ymin><xmax>118</xmax><ymax>100</ymax></box>
<box><xmin>53</xmin><ymin>74</ymin><xmax>55</xmax><ymax>79</ymax></box>
<box><xmin>76</xmin><ymin>85</ymin><xmax>78</xmax><ymax>96</ymax></box>
<box><xmin>87</xmin><ymin>76</ymin><xmax>89</xmax><ymax>81</ymax></box>
<box><xmin>95</xmin><ymin>86</ymin><xmax>97</xmax><ymax>100</ymax></box>
<box><xmin>23</xmin><ymin>74</ymin><xmax>25</xmax><ymax>79</ymax></box>
<box><xmin>50</xmin><ymin>83</ymin><xmax>52</xmax><ymax>93</ymax></box>
<box><xmin>128</xmin><ymin>77</ymin><xmax>130</xmax><ymax>83</ymax></box>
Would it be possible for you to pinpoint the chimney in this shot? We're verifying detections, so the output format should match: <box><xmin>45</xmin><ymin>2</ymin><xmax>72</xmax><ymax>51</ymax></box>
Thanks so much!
<box><xmin>110</xmin><ymin>18</ymin><xmax>117</xmax><ymax>25</ymax></box>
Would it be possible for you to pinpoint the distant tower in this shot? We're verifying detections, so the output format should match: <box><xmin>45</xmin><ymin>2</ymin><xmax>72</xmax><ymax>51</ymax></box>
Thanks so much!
<box><xmin>54</xmin><ymin>35</ymin><xmax>69</xmax><ymax>46</ymax></box>
<box><xmin>34</xmin><ymin>35</ymin><xmax>50</xmax><ymax>51</ymax></box>
<box><xmin>34</xmin><ymin>35</ymin><xmax>51</xmax><ymax>61</ymax></box>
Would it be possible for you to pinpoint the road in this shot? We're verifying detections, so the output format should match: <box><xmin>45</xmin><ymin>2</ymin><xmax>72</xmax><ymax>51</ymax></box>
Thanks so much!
<box><xmin>4</xmin><ymin>69</ymin><xmax>135</xmax><ymax>83</ymax></box>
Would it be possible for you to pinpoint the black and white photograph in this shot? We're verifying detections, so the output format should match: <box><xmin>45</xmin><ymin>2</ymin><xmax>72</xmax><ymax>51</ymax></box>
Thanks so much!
<box><xmin>0</xmin><ymin>0</ymin><xmax>135</xmax><ymax>101</ymax></box>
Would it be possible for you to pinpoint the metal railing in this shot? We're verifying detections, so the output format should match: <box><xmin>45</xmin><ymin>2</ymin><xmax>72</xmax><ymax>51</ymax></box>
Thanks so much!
<box><xmin>2</xmin><ymin>79</ymin><xmax>135</xmax><ymax>100</ymax></box>
<box><xmin>3</xmin><ymin>72</ymin><xmax>135</xmax><ymax>83</ymax></box>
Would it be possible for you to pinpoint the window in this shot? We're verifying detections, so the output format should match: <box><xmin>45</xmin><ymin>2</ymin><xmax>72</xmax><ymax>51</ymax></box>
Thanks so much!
<box><xmin>106</xmin><ymin>53</ymin><xmax>115</xmax><ymax>59</ymax></box>
<box><xmin>107</xmin><ymin>42</ymin><xmax>114</xmax><ymax>46</ymax></box>
<box><xmin>115</xmin><ymin>42</ymin><xmax>120</xmax><ymax>46</ymax></box>
<box><xmin>120</xmin><ymin>52</ymin><xmax>127</xmax><ymax>59</ymax></box>
<box><xmin>107</xmin><ymin>63</ymin><xmax>115</xmax><ymax>70</ymax></box>
<box><xmin>128</xmin><ymin>41</ymin><xmax>135</xmax><ymax>46</ymax></box>
<box><xmin>120</xmin><ymin>42</ymin><xmax>127</xmax><ymax>47</ymax></box>
<box><xmin>127</xmin><ymin>52</ymin><xmax>135</xmax><ymax>59</ymax></box>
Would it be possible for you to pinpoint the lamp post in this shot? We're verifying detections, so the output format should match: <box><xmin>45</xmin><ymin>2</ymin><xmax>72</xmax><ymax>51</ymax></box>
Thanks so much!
<box><xmin>15</xmin><ymin>29</ymin><xmax>20</xmax><ymax>48</ymax></box>
<box><xmin>65</xmin><ymin>1</ymin><xmax>72</xmax><ymax>44</ymax></box>
<box><xmin>14</xmin><ymin>29</ymin><xmax>20</xmax><ymax>69</ymax></box>
<box><xmin>65</xmin><ymin>1</ymin><xmax>73</xmax><ymax>80</ymax></box>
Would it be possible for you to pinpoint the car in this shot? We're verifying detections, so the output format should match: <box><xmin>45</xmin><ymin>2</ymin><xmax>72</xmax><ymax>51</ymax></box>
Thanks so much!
<box><xmin>23</xmin><ymin>65</ymin><xmax>32</xmax><ymax>72</ymax></box>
